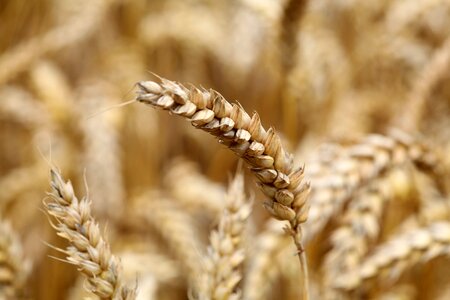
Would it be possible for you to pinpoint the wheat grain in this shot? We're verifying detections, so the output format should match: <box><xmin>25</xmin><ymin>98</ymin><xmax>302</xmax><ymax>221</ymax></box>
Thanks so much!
<box><xmin>44</xmin><ymin>168</ymin><xmax>136</xmax><ymax>300</ymax></box>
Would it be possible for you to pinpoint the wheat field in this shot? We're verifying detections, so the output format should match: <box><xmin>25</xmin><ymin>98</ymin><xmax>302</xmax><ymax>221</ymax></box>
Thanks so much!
<box><xmin>0</xmin><ymin>0</ymin><xmax>449</xmax><ymax>299</ymax></box>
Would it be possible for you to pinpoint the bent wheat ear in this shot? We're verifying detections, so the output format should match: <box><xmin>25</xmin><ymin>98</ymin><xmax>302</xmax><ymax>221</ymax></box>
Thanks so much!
<box><xmin>136</xmin><ymin>77</ymin><xmax>309</xmax><ymax>233</ymax></box>
<box><xmin>136</xmin><ymin>76</ymin><xmax>311</xmax><ymax>298</ymax></box>
<box><xmin>44</xmin><ymin>169</ymin><xmax>136</xmax><ymax>300</ymax></box>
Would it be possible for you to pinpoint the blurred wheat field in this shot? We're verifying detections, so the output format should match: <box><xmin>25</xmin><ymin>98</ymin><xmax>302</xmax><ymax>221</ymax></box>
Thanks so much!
<box><xmin>0</xmin><ymin>0</ymin><xmax>449</xmax><ymax>299</ymax></box>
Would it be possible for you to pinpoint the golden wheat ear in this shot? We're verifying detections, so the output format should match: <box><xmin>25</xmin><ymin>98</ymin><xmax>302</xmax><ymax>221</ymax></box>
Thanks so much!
<box><xmin>44</xmin><ymin>168</ymin><xmax>137</xmax><ymax>300</ymax></box>
<box><xmin>136</xmin><ymin>75</ymin><xmax>311</xmax><ymax>297</ymax></box>
<box><xmin>136</xmin><ymin>77</ymin><xmax>309</xmax><ymax>228</ymax></box>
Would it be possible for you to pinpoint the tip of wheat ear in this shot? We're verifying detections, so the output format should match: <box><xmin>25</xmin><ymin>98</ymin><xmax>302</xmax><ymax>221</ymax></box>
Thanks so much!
<box><xmin>135</xmin><ymin>77</ymin><xmax>310</xmax><ymax>228</ymax></box>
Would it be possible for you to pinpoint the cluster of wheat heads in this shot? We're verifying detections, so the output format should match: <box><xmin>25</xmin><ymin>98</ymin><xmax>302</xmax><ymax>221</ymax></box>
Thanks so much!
<box><xmin>1</xmin><ymin>0</ymin><xmax>450</xmax><ymax>299</ymax></box>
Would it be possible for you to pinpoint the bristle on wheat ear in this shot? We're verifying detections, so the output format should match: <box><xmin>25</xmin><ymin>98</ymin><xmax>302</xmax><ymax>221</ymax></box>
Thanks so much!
<box><xmin>44</xmin><ymin>168</ymin><xmax>136</xmax><ymax>300</ymax></box>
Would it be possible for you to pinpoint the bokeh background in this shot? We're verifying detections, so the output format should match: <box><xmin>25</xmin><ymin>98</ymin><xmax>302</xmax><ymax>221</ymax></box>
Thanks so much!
<box><xmin>0</xmin><ymin>0</ymin><xmax>449</xmax><ymax>299</ymax></box>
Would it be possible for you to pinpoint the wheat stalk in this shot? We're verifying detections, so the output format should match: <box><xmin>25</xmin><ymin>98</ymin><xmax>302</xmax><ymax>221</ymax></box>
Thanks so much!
<box><xmin>44</xmin><ymin>168</ymin><xmax>136</xmax><ymax>300</ymax></box>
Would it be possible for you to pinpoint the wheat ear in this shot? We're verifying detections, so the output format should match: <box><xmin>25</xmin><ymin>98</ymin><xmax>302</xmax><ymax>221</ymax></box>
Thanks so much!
<box><xmin>44</xmin><ymin>169</ymin><xmax>136</xmax><ymax>300</ymax></box>
<box><xmin>136</xmin><ymin>76</ymin><xmax>309</xmax><ymax>245</ymax></box>
<box><xmin>335</xmin><ymin>221</ymin><xmax>450</xmax><ymax>292</ymax></box>
<box><xmin>304</xmin><ymin>131</ymin><xmax>440</xmax><ymax>242</ymax></box>
<box><xmin>0</xmin><ymin>220</ymin><xmax>30</xmax><ymax>299</ymax></box>
<box><xmin>199</xmin><ymin>169</ymin><xmax>251</xmax><ymax>300</ymax></box>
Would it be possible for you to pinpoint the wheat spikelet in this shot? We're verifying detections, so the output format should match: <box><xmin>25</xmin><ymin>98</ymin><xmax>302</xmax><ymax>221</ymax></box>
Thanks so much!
<box><xmin>304</xmin><ymin>131</ymin><xmax>440</xmax><ymax>242</ymax></box>
<box><xmin>198</xmin><ymin>169</ymin><xmax>251</xmax><ymax>300</ymax></box>
<box><xmin>0</xmin><ymin>220</ymin><xmax>30</xmax><ymax>299</ymax></box>
<box><xmin>130</xmin><ymin>193</ymin><xmax>205</xmax><ymax>291</ymax></box>
<box><xmin>136</xmin><ymin>76</ymin><xmax>310</xmax><ymax>252</ymax></box>
<box><xmin>44</xmin><ymin>168</ymin><xmax>136</xmax><ymax>300</ymax></box>
<box><xmin>335</xmin><ymin>221</ymin><xmax>450</xmax><ymax>292</ymax></box>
